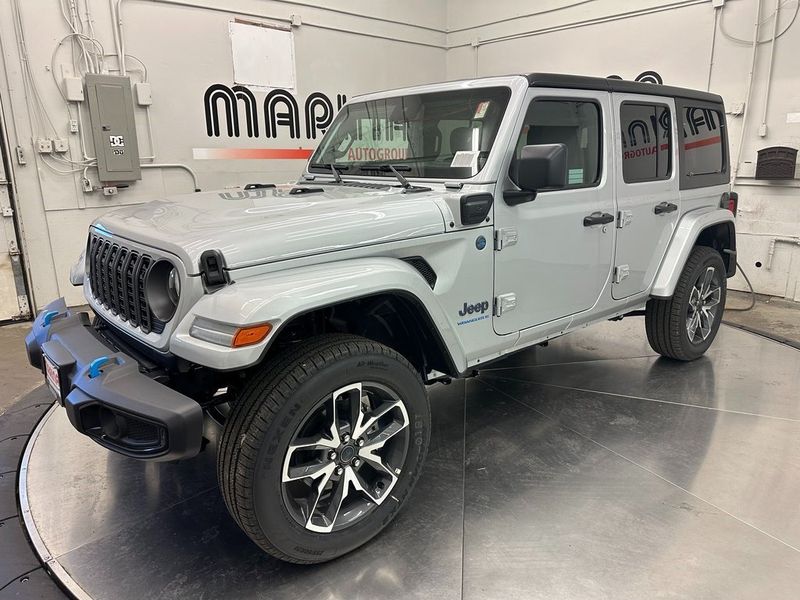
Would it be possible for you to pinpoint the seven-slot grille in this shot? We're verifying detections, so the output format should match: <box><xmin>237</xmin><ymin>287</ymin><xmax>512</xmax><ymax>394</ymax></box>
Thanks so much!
<box><xmin>87</xmin><ymin>233</ymin><xmax>166</xmax><ymax>334</ymax></box>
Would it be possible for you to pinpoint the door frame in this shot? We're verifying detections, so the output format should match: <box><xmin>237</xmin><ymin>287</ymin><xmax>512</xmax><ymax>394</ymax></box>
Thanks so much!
<box><xmin>0</xmin><ymin>93</ymin><xmax>32</xmax><ymax>321</ymax></box>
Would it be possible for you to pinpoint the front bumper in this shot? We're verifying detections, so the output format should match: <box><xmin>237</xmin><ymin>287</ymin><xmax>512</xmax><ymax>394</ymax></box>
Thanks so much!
<box><xmin>25</xmin><ymin>298</ymin><xmax>203</xmax><ymax>461</ymax></box>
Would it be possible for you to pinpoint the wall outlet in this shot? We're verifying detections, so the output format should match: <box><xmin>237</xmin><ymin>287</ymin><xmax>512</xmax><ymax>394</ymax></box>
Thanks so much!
<box><xmin>53</xmin><ymin>139</ymin><xmax>69</xmax><ymax>153</ymax></box>
<box><xmin>14</xmin><ymin>146</ymin><xmax>25</xmax><ymax>165</ymax></box>
<box><xmin>69</xmin><ymin>119</ymin><xmax>79</xmax><ymax>133</ymax></box>
<box><xmin>102</xmin><ymin>186</ymin><xmax>118</xmax><ymax>196</ymax></box>
<box><xmin>36</xmin><ymin>139</ymin><xmax>53</xmax><ymax>154</ymax></box>
<box><xmin>82</xmin><ymin>178</ymin><xmax>93</xmax><ymax>192</ymax></box>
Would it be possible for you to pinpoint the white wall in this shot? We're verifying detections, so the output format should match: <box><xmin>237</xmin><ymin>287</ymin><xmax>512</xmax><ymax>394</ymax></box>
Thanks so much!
<box><xmin>445</xmin><ymin>0</ymin><xmax>800</xmax><ymax>300</ymax></box>
<box><xmin>0</xmin><ymin>0</ymin><xmax>447</xmax><ymax>309</ymax></box>
<box><xmin>1</xmin><ymin>0</ymin><xmax>799</xmax><ymax>312</ymax></box>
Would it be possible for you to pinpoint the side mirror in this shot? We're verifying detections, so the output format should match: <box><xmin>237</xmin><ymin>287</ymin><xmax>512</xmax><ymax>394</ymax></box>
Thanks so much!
<box><xmin>507</xmin><ymin>143</ymin><xmax>568</xmax><ymax>205</ymax></box>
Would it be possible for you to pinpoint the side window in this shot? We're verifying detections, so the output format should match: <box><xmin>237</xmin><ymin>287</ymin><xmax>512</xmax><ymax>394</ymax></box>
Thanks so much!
<box><xmin>514</xmin><ymin>99</ymin><xmax>601</xmax><ymax>188</ymax></box>
<box><xmin>682</xmin><ymin>106</ymin><xmax>725</xmax><ymax>176</ymax></box>
<box><xmin>619</xmin><ymin>103</ymin><xmax>672</xmax><ymax>183</ymax></box>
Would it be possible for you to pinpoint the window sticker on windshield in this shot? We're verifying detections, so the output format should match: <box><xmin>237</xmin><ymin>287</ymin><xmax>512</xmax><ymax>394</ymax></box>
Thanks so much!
<box><xmin>568</xmin><ymin>168</ymin><xmax>584</xmax><ymax>185</ymax></box>
<box><xmin>451</xmin><ymin>150</ymin><xmax>479</xmax><ymax>169</ymax></box>
<box><xmin>474</xmin><ymin>101</ymin><xmax>491</xmax><ymax>119</ymax></box>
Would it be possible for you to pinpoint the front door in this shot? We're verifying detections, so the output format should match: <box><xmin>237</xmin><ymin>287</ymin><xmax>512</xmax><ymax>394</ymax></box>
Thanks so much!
<box><xmin>493</xmin><ymin>89</ymin><xmax>615</xmax><ymax>335</ymax></box>
<box><xmin>611</xmin><ymin>94</ymin><xmax>679</xmax><ymax>299</ymax></box>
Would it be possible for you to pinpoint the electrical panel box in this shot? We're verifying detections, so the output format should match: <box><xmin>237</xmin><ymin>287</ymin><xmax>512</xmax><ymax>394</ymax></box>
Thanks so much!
<box><xmin>84</xmin><ymin>74</ymin><xmax>141</xmax><ymax>183</ymax></box>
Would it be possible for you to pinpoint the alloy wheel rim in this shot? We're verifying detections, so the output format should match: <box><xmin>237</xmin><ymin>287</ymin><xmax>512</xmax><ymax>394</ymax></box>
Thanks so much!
<box><xmin>686</xmin><ymin>266</ymin><xmax>721</xmax><ymax>344</ymax></box>
<box><xmin>280</xmin><ymin>382</ymin><xmax>410</xmax><ymax>533</ymax></box>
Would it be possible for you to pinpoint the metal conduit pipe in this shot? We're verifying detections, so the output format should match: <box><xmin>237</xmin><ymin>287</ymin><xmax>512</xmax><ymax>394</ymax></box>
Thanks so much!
<box><xmin>759</xmin><ymin>0</ymin><xmax>781</xmax><ymax>136</ymax></box>
<box><xmin>707</xmin><ymin>5</ymin><xmax>721</xmax><ymax>90</ymax></box>
<box><xmin>731</xmin><ymin>0</ymin><xmax>763</xmax><ymax>181</ymax></box>
<box><xmin>141</xmin><ymin>163</ymin><xmax>200</xmax><ymax>191</ymax></box>
<box><xmin>766</xmin><ymin>237</ymin><xmax>800</xmax><ymax>270</ymax></box>
<box><xmin>108</xmin><ymin>0</ymin><xmax>125</xmax><ymax>76</ymax></box>
<box><xmin>145</xmin><ymin>0</ymin><xmax>447</xmax><ymax>49</ymax></box>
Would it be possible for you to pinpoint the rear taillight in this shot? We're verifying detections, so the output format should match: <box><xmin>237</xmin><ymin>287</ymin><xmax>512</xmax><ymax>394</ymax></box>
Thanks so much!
<box><xmin>720</xmin><ymin>191</ymin><xmax>738</xmax><ymax>217</ymax></box>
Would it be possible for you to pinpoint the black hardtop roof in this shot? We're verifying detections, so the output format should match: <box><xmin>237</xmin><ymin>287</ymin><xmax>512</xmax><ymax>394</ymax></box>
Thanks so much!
<box><xmin>525</xmin><ymin>73</ymin><xmax>723</xmax><ymax>104</ymax></box>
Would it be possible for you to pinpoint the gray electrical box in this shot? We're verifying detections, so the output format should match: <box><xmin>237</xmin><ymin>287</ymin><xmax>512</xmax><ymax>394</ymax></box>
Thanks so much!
<box><xmin>84</xmin><ymin>74</ymin><xmax>141</xmax><ymax>183</ymax></box>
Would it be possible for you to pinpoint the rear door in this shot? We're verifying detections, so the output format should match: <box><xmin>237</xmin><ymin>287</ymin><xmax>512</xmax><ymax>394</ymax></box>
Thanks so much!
<box><xmin>611</xmin><ymin>94</ymin><xmax>679</xmax><ymax>299</ymax></box>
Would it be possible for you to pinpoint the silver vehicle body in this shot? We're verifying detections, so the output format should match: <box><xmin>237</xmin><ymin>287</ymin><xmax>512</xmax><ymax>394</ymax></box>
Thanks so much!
<box><xmin>80</xmin><ymin>74</ymin><xmax>735</xmax><ymax>377</ymax></box>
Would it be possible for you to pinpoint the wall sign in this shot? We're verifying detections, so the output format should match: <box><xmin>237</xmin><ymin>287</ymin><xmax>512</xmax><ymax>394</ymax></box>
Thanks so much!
<box><xmin>197</xmin><ymin>84</ymin><xmax>347</xmax><ymax>160</ymax></box>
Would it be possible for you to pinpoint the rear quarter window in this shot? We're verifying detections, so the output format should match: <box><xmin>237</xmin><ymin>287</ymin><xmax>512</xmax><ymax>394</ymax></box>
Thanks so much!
<box><xmin>676</xmin><ymin>99</ymin><xmax>729</xmax><ymax>189</ymax></box>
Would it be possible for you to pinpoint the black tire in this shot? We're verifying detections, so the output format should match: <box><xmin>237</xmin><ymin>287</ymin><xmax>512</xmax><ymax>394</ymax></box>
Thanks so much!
<box><xmin>217</xmin><ymin>334</ymin><xmax>430</xmax><ymax>563</ymax></box>
<box><xmin>645</xmin><ymin>245</ymin><xmax>727</xmax><ymax>361</ymax></box>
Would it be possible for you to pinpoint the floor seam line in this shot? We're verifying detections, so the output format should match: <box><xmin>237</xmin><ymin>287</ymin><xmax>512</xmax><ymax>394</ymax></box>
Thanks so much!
<box><xmin>483</xmin><ymin>375</ymin><xmax>800</xmax><ymax>423</ymax></box>
<box><xmin>480</xmin><ymin>379</ymin><xmax>800</xmax><ymax>555</ymax></box>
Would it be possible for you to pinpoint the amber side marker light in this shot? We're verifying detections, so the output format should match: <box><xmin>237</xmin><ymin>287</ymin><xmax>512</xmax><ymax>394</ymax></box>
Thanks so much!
<box><xmin>232</xmin><ymin>323</ymin><xmax>272</xmax><ymax>348</ymax></box>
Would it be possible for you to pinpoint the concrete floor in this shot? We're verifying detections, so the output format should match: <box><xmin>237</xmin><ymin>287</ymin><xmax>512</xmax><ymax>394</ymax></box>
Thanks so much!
<box><xmin>724</xmin><ymin>291</ymin><xmax>800</xmax><ymax>347</ymax></box>
<box><xmin>0</xmin><ymin>323</ymin><xmax>44</xmax><ymax>414</ymax></box>
<box><xmin>18</xmin><ymin>317</ymin><xmax>800</xmax><ymax>599</ymax></box>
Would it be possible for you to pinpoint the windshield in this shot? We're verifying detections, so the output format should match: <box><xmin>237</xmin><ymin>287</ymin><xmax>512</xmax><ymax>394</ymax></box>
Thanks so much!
<box><xmin>309</xmin><ymin>86</ymin><xmax>512</xmax><ymax>179</ymax></box>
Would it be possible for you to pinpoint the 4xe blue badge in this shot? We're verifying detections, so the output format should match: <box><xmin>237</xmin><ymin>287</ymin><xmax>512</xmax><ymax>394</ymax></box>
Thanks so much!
<box><xmin>476</xmin><ymin>235</ymin><xmax>486</xmax><ymax>250</ymax></box>
<box><xmin>457</xmin><ymin>300</ymin><xmax>491</xmax><ymax>326</ymax></box>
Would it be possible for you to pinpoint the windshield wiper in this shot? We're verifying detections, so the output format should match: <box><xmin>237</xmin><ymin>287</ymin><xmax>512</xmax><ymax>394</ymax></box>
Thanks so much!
<box><xmin>359</xmin><ymin>164</ymin><xmax>413</xmax><ymax>188</ymax></box>
<box><xmin>360</xmin><ymin>164</ymin><xmax>431</xmax><ymax>193</ymax></box>
<box><xmin>309</xmin><ymin>163</ymin><xmax>349</xmax><ymax>183</ymax></box>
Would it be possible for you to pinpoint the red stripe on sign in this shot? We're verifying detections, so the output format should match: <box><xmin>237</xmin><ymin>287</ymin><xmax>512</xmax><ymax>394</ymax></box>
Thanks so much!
<box><xmin>684</xmin><ymin>136</ymin><xmax>721</xmax><ymax>150</ymax></box>
<box><xmin>192</xmin><ymin>148</ymin><xmax>314</xmax><ymax>160</ymax></box>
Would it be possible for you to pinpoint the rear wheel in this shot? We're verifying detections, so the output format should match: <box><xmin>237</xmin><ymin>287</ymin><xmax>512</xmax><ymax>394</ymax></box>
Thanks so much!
<box><xmin>645</xmin><ymin>245</ymin><xmax>726</xmax><ymax>361</ymax></box>
<box><xmin>217</xmin><ymin>334</ymin><xmax>430</xmax><ymax>563</ymax></box>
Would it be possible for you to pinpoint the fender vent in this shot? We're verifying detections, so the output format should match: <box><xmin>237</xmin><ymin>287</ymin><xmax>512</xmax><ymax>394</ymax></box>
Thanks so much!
<box><xmin>402</xmin><ymin>257</ymin><xmax>437</xmax><ymax>289</ymax></box>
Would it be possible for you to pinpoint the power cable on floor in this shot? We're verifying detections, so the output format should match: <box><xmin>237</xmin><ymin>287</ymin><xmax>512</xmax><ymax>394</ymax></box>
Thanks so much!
<box><xmin>726</xmin><ymin>261</ymin><xmax>756</xmax><ymax>312</ymax></box>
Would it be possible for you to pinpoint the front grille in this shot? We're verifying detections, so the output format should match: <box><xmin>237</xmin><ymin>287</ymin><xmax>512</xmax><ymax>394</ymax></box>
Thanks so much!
<box><xmin>87</xmin><ymin>233</ymin><xmax>166</xmax><ymax>334</ymax></box>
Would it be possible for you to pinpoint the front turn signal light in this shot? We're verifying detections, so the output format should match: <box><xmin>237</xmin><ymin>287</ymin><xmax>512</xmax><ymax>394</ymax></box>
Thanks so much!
<box><xmin>232</xmin><ymin>323</ymin><xmax>272</xmax><ymax>347</ymax></box>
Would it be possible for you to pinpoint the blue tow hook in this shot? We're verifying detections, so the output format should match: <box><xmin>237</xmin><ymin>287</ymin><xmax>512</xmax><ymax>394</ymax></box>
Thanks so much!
<box><xmin>42</xmin><ymin>310</ymin><xmax>60</xmax><ymax>326</ymax></box>
<box><xmin>88</xmin><ymin>356</ymin><xmax>113</xmax><ymax>378</ymax></box>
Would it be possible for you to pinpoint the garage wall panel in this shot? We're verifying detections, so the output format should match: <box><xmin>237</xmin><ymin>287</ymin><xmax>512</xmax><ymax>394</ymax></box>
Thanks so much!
<box><xmin>0</xmin><ymin>0</ymin><xmax>447</xmax><ymax>308</ymax></box>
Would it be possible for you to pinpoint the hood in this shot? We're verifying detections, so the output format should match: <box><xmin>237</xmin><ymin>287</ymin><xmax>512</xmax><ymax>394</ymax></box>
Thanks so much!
<box><xmin>93</xmin><ymin>183</ymin><xmax>447</xmax><ymax>273</ymax></box>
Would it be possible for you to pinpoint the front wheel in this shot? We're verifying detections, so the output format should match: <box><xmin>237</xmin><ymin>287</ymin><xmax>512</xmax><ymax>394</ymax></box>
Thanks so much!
<box><xmin>645</xmin><ymin>245</ymin><xmax>727</xmax><ymax>361</ymax></box>
<box><xmin>217</xmin><ymin>334</ymin><xmax>430</xmax><ymax>563</ymax></box>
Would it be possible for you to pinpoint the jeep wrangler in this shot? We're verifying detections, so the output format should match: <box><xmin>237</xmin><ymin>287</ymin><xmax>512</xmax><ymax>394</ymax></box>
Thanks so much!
<box><xmin>25</xmin><ymin>73</ymin><xmax>736</xmax><ymax>563</ymax></box>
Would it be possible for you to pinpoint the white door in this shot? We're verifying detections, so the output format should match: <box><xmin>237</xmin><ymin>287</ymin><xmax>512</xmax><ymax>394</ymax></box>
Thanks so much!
<box><xmin>611</xmin><ymin>94</ymin><xmax>680</xmax><ymax>299</ymax></box>
<box><xmin>493</xmin><ymin>89</ymin><xmax>615</xmax><ymax>335</ymax></box>
<box><xmin>0</xmin><ymin>118</ymin><xmax>27</xmax><ymax>321</ymax></box>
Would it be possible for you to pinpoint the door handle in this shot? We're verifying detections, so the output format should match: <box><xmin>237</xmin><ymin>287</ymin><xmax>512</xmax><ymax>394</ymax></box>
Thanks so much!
<box><xmin>583</xmin><ymin>212</ymin><xmax>615</xmax><ymax>227</ymax></box>
<box><xmin>654</xmin><ymin>202</ymin><xmax>678</xmax><ymax>215</ymax></box>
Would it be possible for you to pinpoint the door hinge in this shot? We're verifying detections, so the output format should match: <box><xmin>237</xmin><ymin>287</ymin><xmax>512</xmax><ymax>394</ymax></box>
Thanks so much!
<box><xmin>617</xmin><ymin>210</ymin><xmax>633</xmax><ymax>228</ymax></box>
<box><xmin>494</xmin><ymin>293</ymin><xmax>517</xmax><ymax>316</ymax></box>
<box><xmin>8</xmin><ymin>240</ymin><xmax>20</xmax><ymax>256</ymax></box>
<box><xmin>494</xmin><ymin>227</ymin><xmax>518</xmax><ymax>251</ymax></box>
<box><xmin>613</xmin><ymin>264</ymin><xmax>630</xmax><ymax>284</ymax></box>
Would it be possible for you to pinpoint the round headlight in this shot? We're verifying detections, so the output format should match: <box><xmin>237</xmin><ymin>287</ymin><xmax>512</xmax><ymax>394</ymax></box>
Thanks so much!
<box><xmin>145</xmin><ymin>261</ymin><xmax>180</xmax><ymax>322</ymax></box>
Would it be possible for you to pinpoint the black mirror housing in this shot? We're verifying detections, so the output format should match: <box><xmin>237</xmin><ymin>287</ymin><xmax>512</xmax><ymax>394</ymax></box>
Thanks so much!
<box><xmin>513</xmin><ymin>143</ymin><xmax>569</xmax><ymax>193</ymax></box>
